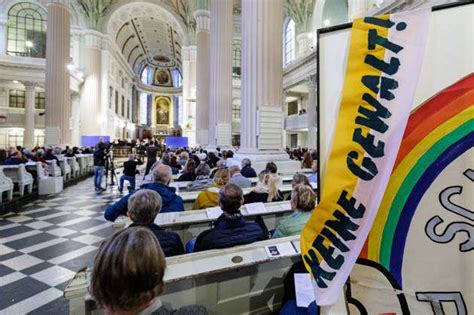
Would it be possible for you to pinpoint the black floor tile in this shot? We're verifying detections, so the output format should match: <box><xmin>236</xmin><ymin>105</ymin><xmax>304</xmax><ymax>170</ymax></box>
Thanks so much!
<box><xmin>44</xmin><ymin>214</ymin><xmax>81</xmax><ymax>225</ymax></box>
<box><xmin>21</xmin><ymin>261</ymin><xmax>55</xmax><ymax>276</ymax></box>
<box><xmin>0</xmin><ymin>264</ymin><xmax>15</xmax><ymax>277</ymax></box>
<box><xmin>59</xmin><ymin>249</ymin><xmax>98</xmax><ymax>272</ymax></box>
<box><xmin>26</xmin><ymin>209</ymin><xmax>62</xmax><ymax>218</ymax></box>
<box><xmin>67</xmin><ymin>219</ymin><xmax>105</xmax><ymax>231</ymax></box>
<box><xmin>28</xmin><ymin>241</ymin><xmax>87</xmax><ymax>261</ymax></box>
<box><xmin>0</xmin><ymin>225</ymin><xmax>34</xmax><ymax>238</ymax></box>
<box><xmin>4</xmin><ymin>232</ymin><xmax>55</xmax><ymax>250</ymax></box>
<box><xmin>0</xmin><ymin>277</ymin><xmax>50</xmax><ymax>309</ymax></box>
<box><xmin>28</xmin><ymin>296</ymin><xmax>69</xmax><ymax>315</ymax></box>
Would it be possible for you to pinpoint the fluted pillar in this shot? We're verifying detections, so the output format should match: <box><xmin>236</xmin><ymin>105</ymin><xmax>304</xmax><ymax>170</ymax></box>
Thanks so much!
<box><xmin>208</xmin><ymin>0</ymin><xmax>233</xmax><ymax>148</ymax></box>
<box><xmin>80</xmin><ymin>30</ymin><xmax>103</xmax><ymax>136</ymax></box>
<box><xmin>182</xmin><ymin>46</ymin><xmax>197</xmax><ymax>146</ymax></box>
<box><xmin>240</xmin><ymin>0</ymin><xmax>284</xmax><ymax>151</ymax></box>
<box><xmin>193</xmin><ymin>9</ymin><xmax>211</xmax><ymax>146</ymax></box>
<box><xmin>0</xmin><ymin>19</ymin><xmax>7</xmax><ymax>55</ymax></box>
<box><xmin>348</xmin><ymin>0</ymin><xmax>369</xmax><ymax>20</ymax></box>
<box><xmin>45</xmin><ymin>0</ymin><xmax>71</xmax><ymax>145</ymax></box>
<box><xmin>70</xmin><ymin>93</ymin><xmax>81</xmax><ymax>146</ymax></box>
<box><xmin>307</xmin><ymin>75</ymin><xmax>317</xmax><ymax>150</ymax></box>
<box><xmin>23</xmin><ymin>82</ymin><xmax>36</xmax><ymax>148</ymax></box>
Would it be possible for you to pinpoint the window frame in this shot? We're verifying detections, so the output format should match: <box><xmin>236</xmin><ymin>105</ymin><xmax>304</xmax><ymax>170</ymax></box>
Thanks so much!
<box><xmin>284</xmin><ymin>19</ymin><xmax>296</xmax><ymax>65</ymax></box>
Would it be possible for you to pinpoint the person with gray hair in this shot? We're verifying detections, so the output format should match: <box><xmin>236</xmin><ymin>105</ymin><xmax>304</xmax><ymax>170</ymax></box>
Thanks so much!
<box><xmin>192</xmin><ymin>183</ymin><xmax>267</xmax><ymax>252</ymax></box>
<box><xmin>127</xmin><ymin>189</ymin><xmax>184</xmax><ymax>256</ymax></box>
<box><xmin>229</xmin><ymin>165</ymin><xmax>252</xmax><ymax>188</ymax></box>
<box><xmin>241</xmin><ymin>158</ymin><xmax>257</xmax><ymax>178</ymax></box>
<box><xmin>187</xmin><ymin>163</ymin><xmax>214</xmax><ymax>191</ymax></box>
<box><xmin>104</xmin><ymin>164</ymin><xmax>184</xmax><ymax>222</ymax></box>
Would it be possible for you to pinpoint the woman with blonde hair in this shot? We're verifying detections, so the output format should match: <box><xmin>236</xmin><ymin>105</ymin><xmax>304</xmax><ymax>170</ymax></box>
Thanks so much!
<box><xmin>192</xmin><ymin>168</ymin><xmax>230</xmax><ymax>209</ymax></box>
<box><xmin>244</xmin><ymin>171</ymin><xmax>283</xmax><ymax>204</ymax></box>
<box><xmin>272</xmin><ymin>184</ymin><xmax>316</xmax><ymax>238</ymax></box>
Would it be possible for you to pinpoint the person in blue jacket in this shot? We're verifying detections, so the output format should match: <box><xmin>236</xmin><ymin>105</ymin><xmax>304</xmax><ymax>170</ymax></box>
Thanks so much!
<box><xmin>192</xmin><ymin>183</ymin><xmax>267</xmax><ymax>252</ymax></box>
<box><xmin>104</xmin><ymin>164</ymin><xmax>184</xmax><ymax>222</ymax></box>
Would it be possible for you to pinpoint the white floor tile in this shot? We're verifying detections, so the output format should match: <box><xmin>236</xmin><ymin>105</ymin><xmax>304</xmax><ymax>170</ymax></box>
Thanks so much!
<box><xmin>3</xmin><ymin>216</ymin><xmax>32</xmax><ymax>223</ymax></box>
<box><xmin>73</xmin><ymin>210</ymin><xmax>97</xmax><ymax>216</ymax></box>
<box><xmin>2</xmin><ymin>254</ymin><xmax>43</xmax><ymax>271</ymax></box>
<box><xmin>82</xmin><ymin>222</ymin><xmax>111</xmax><ymax>234</ymax></box>
<box><xmin>31</xmin><ymin>265</ymin><xmax>76</xmax><ymax>286</ymax></box>
<box><xmin>72</xmin><ymin>234</ymin><xmax>104</xmax><ymax>245</ymax></box>
<box><xmin>57</xmin><ymin>216</ymin><xmax>90</xmax><ymax>227</ymax></box>
<box><xmin>46</xmin><ymin>227</ymin><xmax>76</xmax><ymax>237</ymax></box>
<box><xmin>0</xmin><ymin>223</ymin><xmax>20</xmax><ymax>231</ymax></box>
<box><xmin>25</xmin><ymin>221</ymin><xmax>54</xmax><ymax>229</ymax></box>
<box><xmin>0</xmin><ymin>271</ymin><xmax>26</xmax><ymax>286</ymax></box>
<box><xmin>0</xmin><ymin>244</ymin><xmax>15</xmax><ymax>256</ymax></box>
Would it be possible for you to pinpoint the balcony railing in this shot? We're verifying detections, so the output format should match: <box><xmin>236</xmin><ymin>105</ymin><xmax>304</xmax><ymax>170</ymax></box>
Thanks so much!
<box><xmin>284</xmin><ymin>113</ymin><xmax>308</xmax><ymax>130</ymax></box>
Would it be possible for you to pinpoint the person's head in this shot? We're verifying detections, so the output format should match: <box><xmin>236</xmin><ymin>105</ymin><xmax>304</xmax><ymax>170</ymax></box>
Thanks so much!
<box><xmin>215</xmin><ymin>159</ymin><xmax>226</xmax><ymax>169</ymax></box>
<box><xmin>259</xmin><ymin>172</ymin><xmax>281</xmax><ymax>202</ymax></box>
<box><xmin>127</xmin><ymin>189</ymin><xmax>162</xmax><ymax>225</ymax></box>
<box><xmin>291</xmin><ymin>173</ymin><xmax>310</xmax><ymax>188</ymax></box>
<box><xmin>226</xmin><ymin>150</ymin><xmax>234</xmax><ymax>158</ymax></box>
<box><xmin>291</xmin><ymin>184</ymin><xmax>317</xmax><ymax>212</ymax></box>
<box><xmin>228</xmin><ymin>165</ymin><xmax>241</xmax><ymax>177</ymax></box>
<box><xmin>195</xmin><ymin>163</ymin><xmax>211</xmax><ymax>177</ymax></box>
<box><xmin>128</xmin><ymin>154</ymin><xmax>136</xmax><ymax>161</ymax></box>
<box><xmin>311</xmin><ymin>160</ymin><xmax>318</xmax><ymax>174</ymax></box>
<box><xmin>265</xmin><ymin>162</ymin><xmax>278</xmax><ymax>174</ymax></box>
<box><xmin>161</xmin><ymin>154</ymin><xmax>170</xmax><ymax>166</ymax></box>
<box><xmin>0</xmin><ymin>149</ymin><xmax>7</xmax><ymax>162</ymax></box>
<box><xmin>179</xmin><ymin>151</ymin><xmax>189</xmax><ymax>160</ymax></box>
<box><xmin>184</xmin><ymin>159</ymin><xmax>196</xmax><ymax>174</ymax></box>
<box><xmin>152</xmin><ymin>164</ymin><xmax>172</xmax><ymax>185</ymax></box>
<box><xmin>91</xmin><ymin>227</ymin><xmax>166</xmax><ymax>315</ymax></box>
<box><xmin>213</xmin><ymin>168</ymin><xmax>230</xmax><ymax>186</ymax></box>
<box><xmin>241</xmin><ymin>158</ymin><xmax>251</xmax><ymax>169</ymax></box>
<box><xmin>218</xmin><ymin>183</ymin><xmax>244</xmax><ymax>214</ymax></box>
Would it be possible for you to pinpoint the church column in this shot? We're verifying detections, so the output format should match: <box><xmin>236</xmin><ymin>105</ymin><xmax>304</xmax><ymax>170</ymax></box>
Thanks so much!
<box><xmin>306</xmin><ymin>75</ymin><xmax>317</xmax><ymax>150</ymax></box>
<box><xmin>45</xmin><ymin>0</ymin><xmax>71</xmax><ymax>145</ymax></box>
<box><xmin>23</xmin><ymin>82</ymin><xmax>36</xmax><ymax>148</ymax></box>
<box><xmin>348</xmin><ymin>0</ymin><xmax>369</xmax><ymax>20</ymax></box>
<box><xmin>208</xmin><ymin>0</ymin><xmax>233</xmax><ymax>148</ymax></box>
<box><xmin>0</xmin><ymin>18</ymin><xmax>7</xmax><ymax>55</ymax></box>
<box><xmin>70</xmin><ymin>93</ymin><xmax>81</xmax><ymax>146</ymax></box>
<box><xmin>80</xmin><ymin>30</ymin><xmax>103</xmax><ymax>137</ymax></box>
<box><xmin>240</xmin><ymin>0</ymin><xmax>284</xmax><ymax>151</ymax></box>
<box><xmin>193</xmin><ymin>9</ymin><xmax>211</xmax><ymax>146</ymax></box>
<box><xmin>182</xmin><ymin>46</ymin><xmax>197</xmax><ymax>146</ymax></box>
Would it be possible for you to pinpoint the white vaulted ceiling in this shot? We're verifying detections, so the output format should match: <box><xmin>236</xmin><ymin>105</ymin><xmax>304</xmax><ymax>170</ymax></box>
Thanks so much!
<box><xmin>107</xmin><ymin>2</ymin><xmax>185</xmax><ymax>75</ymax></box>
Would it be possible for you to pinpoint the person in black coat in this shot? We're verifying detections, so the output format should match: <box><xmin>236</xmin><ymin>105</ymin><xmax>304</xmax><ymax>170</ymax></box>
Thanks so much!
<box><xmin>126</xmin><ymin>189</ymin><xmax>184</xmax><ymax>257</ymax></box>
<box><xmin>118</xmin><ymin>154</ymin><xmax>143</xmax><ymax>193</ymax></box>
<box><xmin>193</xmin><ymin>183</ymin><xmax>267</xmax><ymax>252</ymax></box>
<box><xmin>240</xmin><ymin>158</ymin><xmax>257</xmax><ymax>178</ymax></box>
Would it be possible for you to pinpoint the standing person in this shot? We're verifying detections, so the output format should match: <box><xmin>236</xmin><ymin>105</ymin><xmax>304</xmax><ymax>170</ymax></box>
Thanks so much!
<box><xmin>302</xmin><ymin>151</ymin><xmax>313</xmax><ymax>169</ymax></box>
<box><xmin>118</xmin><ymin>154</ymin><xmax>143</xmax><ymax>193</ymax></box>
<box><xmin>93</xmin><ymin>141</ymin><xmax>107</xmax><ymax>192</ymax></box>
<box><xmin>145</xmin><ymin>141</ymin><xmax>158</xmax><ymax>177</ymax></box>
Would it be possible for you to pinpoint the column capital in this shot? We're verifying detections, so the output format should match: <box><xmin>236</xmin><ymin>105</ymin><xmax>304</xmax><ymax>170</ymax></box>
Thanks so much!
<box><xmin>182</xmin><ymin>45</ymin><xmax>197</xmax><ymax>61</ymax></box>
<box><xmin>306</xmin><ymin>75</ymin><xmax>317</xmax><ymax>89</ymax></box>
<box><xmin>193</xmin><ymin>10</ymin><xmax>211</xmax><ymax>33</ymax></box>
<box><xmin>22</xmin><ymin>81</ymin><xmax>38</xmax><ymax>89</ymax></box>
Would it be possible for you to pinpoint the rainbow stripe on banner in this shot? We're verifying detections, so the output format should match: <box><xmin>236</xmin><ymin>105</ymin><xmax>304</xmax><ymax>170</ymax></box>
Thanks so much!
<box><xmin>361</xmin><ymin>73</ymin><xmax>474</xmax><ymax>287</ymax></box>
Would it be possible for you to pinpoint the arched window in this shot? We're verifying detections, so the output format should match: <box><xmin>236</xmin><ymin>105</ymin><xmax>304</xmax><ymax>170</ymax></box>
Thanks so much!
<box><xmin>7</xmin><ymin>2</ymin><xmax>47</xmax><ymax>58</ymax></box>
<box><xmin>141</xmin><ymin>66</ymin><xmax>152</xmax><ymax>85</ymax></box>
<box><xmin>233</xmin><ymin>42</ymin><xmax>241</xmax><ymax>78</ymax></box>
<box><xmin>284</xmin><ymin>19</ymin><xmax>296</xmax><ymax>65</ymax></box>
<box><xmin>172</xmin><ymin>69</ymin><xmax>182</xmax><ymax>88</ymax></box>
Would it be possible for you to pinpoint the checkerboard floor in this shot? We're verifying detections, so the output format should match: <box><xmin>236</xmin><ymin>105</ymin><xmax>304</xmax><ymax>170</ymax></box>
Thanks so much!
<box><xmin>0</xmin><ymin>177</ymin><xmax>125</xmax><ymax>314</ymax></box>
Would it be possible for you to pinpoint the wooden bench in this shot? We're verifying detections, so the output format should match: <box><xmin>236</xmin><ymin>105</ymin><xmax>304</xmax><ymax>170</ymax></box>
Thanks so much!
<box><xmin>65</xmin><ymin>236</ymin><xmax>302</xmax><ymax>315</ymax></box>
<box><xmin>0</xmin><ymin>164</ymin><xmax>34</xmax><ymax>196</ymax></box>
<box><xmin>0</xmin><ymin>168</ymin><xmax>14</xmax><ymax>203</ymax></box>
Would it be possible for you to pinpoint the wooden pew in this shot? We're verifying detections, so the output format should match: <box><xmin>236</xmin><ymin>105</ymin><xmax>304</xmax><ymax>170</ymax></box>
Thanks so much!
<box><xmin>65</xmin><ymin>236</ymin><xmax>302</xmax><ymax>315</ymax></box>
<box><xmin>0</xmin><ymin>165</ymin><xmax>34</xmax><ymax>196</ymax></box>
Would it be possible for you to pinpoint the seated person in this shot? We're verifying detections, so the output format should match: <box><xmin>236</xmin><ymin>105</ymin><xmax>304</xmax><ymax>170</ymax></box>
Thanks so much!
<box><xmin>193</xmin><ymin>184</ymin><xmax>267</xmax><ymax>252</ymax></box>
<box><xmin>3</xmin><ymin>150</ymin><xmax>25</xmax><ymax>165</ymax></box>
<box><xmin>272</xmin><ymin>184</ymin><xmax>316</xmax><ymax>238</ymax></box>
<box><xmin>291</xmin><ymin>173</ymin><xmax>310</xmax><ymax>188</ymax></box>
<box><xmin>118</xmin><ymin>154</ymin><xmax>143</xmax><ymax>193</ymax></box>
<box><xmin>127</xmin><ymin>189</ymin><xmax>184</xmax><ymax>257</ymax></box>
<box><xmin>240</xmin><ymin>158</ymin><xmax>257</xmax><ymax>178</ymax></box>
<box><xmin>187</xmin><ymin>163</ymin><xmax>214</xmax><ymax>191</ymax></box>
<box><xmin>210</xmin><ymin>159</ymin><xmax>226</xmax><ymax>178</ymax></box>
<box><xmin>91</xmin><ymin>227</ymin><xmax>207</xmax><ymax>315</ymax></box>
<box><xmin>244</xmin><ymin>171</ymin><xmax>283</xmax><ymax>204</ymax></box>
<box><xmin>307</xmin><ymin>161</ymin><xmax>318</xmax><ymax>184</ymax></box>
<box><xmin>192</xmin><ymin>169</ymin><xmax>230</xmax><ymax>210</ymax></box>
<box><xmin>229</xmin><ymin>165</ymin><xmax>252</xmax><ymax>188</ymax></box>
<box><xmin>104</xmin><ymin>165</ymin><xmax>184</xmax><ymax>222</ymax></box>
<box><xmin>265</xmin><ymin>161</ymin><xmax>278</xmax><ymax>175</ymax></box>
<box><xmin>176</xmin><ymin>159</ymin><xmax>197</xmax><ymax>182</ymax></box>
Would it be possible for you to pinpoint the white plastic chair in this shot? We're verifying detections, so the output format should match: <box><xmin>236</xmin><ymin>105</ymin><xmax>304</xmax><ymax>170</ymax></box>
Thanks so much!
<box><xmin>0</xmin><ymin>168</ymin><xmax>13</xmax><ymax>203</ymax></box>
<box><xmin>0</xmin><ymin>165</ymin><xmax>34</xmax><ymax>196</ymax></box>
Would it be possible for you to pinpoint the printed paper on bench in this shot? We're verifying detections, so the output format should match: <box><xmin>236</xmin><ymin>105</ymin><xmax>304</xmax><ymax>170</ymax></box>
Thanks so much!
<box><xmin>245</xmin><ymin>202</ymin><xmax>266</xmax><ymax>215</ymax></box>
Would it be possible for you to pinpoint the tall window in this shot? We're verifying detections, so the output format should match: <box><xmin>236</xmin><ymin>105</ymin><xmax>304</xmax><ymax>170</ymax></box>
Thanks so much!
<box><xmin>233</xmin><ymin>43</ymin><xmax>241</xmax><ymax>77</ymax></box>
<box><xmin>7</xmin><ymin>2</ymin><xmax>47</xmax><ymax>58</ymax></box>
<box><xmin>115</xmin><ymin>90</ymin><xmax>119</xmax><ymax>114</ymax></box>
<box><xmin>9</xmin><ymin>90</ymin><xmax>25</xmax><ymax>108</ymax></box>
<box><xmin>172</xmin><ymin>69</ymin><xmax>182</xmax><ymax>88</ymax></box>
<box><xmin>232</xmin><ymin>104</ymin><xmax>240</xmax><ymax>120</ymax></box>
<box><xmin>284</xmin><ymin>19</ymin><xmax>296</xmax><ymax>65</ymax></box>
<box><xmin>121</xmin><ymin>95</ymin><xmax>125</xmax><ymax>116</ymax></box>
<box><xmin>35</xmin><ymin>92</ymin><xmax>45</xmax><ymax>109</ymax></box>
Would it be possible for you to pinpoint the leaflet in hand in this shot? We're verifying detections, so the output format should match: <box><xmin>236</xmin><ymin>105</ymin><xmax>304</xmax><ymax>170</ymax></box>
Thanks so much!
<box><xmin>294</xmin><ymin>273</ymin><xmax>317</xmax><ymax>308</ymax></box>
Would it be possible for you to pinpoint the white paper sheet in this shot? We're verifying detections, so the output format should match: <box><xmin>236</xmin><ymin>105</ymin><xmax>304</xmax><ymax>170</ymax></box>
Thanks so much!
<box><xmin>310</xmin><ymin>182</ymin><xmax>318</xmax><ymax>189</ymax></box>
<box><xmin>206</xmin><ymin>207</ymin><xmax>223</xmax><ymax>219</ymax></box>
<box><xmin>155</xmin><ymin>212</ymin><xmax>179</xmax><ymax>225</ymax></box>
<box><xmin>264</xmin><ymin>242</ymin><xmax>297</xmax><ymax>258</ymax></box>
<box><xmin>245</xmin><ymin>202</ymin><xmax>266</xmax><ymax>215</ymax></box>
<box><xmin>294</xmin><ymin>273</ymin><xmax>316</xmax><ymax>308</ymax></box>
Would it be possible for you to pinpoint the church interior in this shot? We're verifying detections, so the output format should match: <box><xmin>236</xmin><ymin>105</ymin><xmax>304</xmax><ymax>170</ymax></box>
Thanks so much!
<box><xmin>0</xmin><ymin>0</ymin><xmax>472</xmax><ymax>314</ymax></box>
